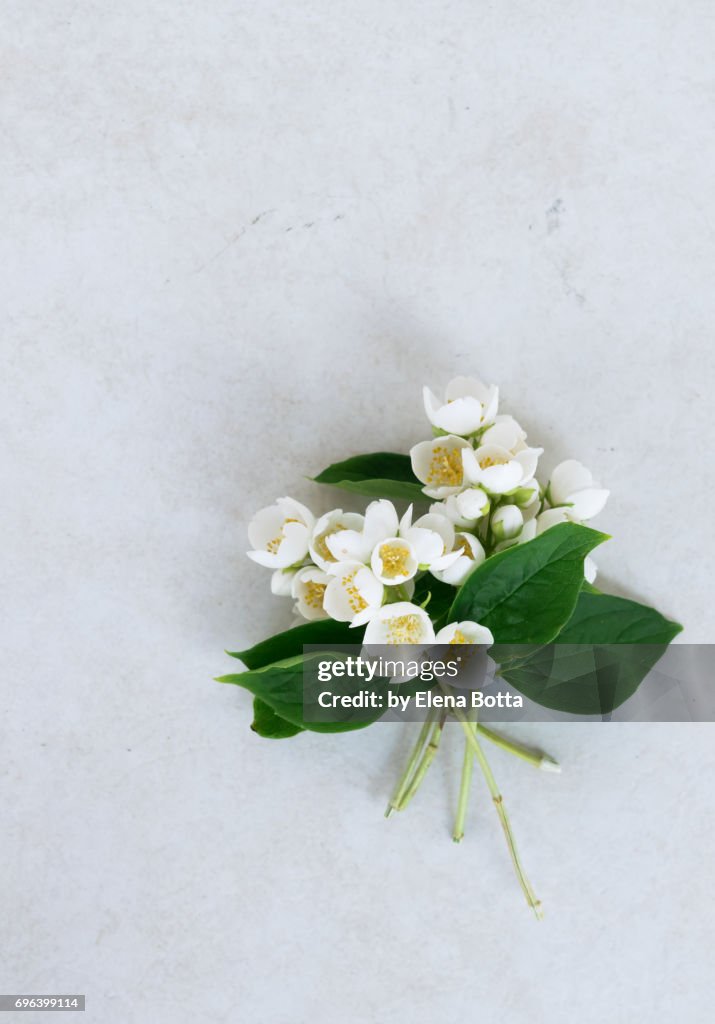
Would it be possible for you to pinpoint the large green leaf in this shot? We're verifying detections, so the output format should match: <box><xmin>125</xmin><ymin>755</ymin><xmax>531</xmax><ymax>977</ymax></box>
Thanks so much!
<box><xmin>218</xmin><ymin>652</ymin><xmax>387</xmax><ymax>734</ymax></box>
<box><xmin>449</xmin><ymin>523</ymin><xmax>608</xmax><ymax>645</ymax></box>
<box><xmin>312</xmin><ymin>452</ymin><xmax>425</xmax><ymax>502</ymax></box>
<box><xmin>251</xmin><ymin>696</ymin><xmax>304</xmax><ymax>739</ymax></box>
<box><xmin>229</xmin><ymin>619</ymin><xmax>363</xmax><ymax>670</ymax></box>
<box><xmin>498</xmin><ymin>589</ymin><xmax>682</xmax><ymax>715</ymax></box>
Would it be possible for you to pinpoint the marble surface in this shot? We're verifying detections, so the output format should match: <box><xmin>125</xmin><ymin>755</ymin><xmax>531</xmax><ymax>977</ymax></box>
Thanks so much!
<box><xmin>2</xmin><ymin>2</ymin><xmax>715</xmax><ymax>1021</ymax></box>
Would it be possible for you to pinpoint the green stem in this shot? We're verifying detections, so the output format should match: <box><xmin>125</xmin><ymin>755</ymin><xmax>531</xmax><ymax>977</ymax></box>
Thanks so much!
<box><xmin>396</xmin><ymin>714</ymin><xmax>446</xmax><ymax>812</ymax></box>
<box><xmin>385</xmin><ymin>711</ymin><xmax>435</xmax><ymax>817</ymax></box>
<box><xmin>477</xmin><ymin>725</ymin><xmax>560</xmax><ymax>772</ymax></box>
<box><xmin>452</xmin><ymin>722</ymin><xmax>475</xmax><ymax>842</ymax></box>
<box><xmin>457</xmin><ymin>714</ymin><xmax>542</xmax><ymax>918</ymax></box>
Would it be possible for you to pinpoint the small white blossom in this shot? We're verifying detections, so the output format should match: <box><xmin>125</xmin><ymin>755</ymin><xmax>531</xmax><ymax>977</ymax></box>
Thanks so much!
<box><xmin>371</xmin><ymin>538</ymin><xmax>419</xmax><ymax>585</ymax></box>
<box><xmin>455</xmin><ymin>487</ymin><xmax>490</xmax><ymax>521</ymax></box>
<box><xmin>431</xmin><ymin>532</ymin><xmax>486</xmax><ymax>586</ymax></box>
<box><xmin>422</xmin><ymin>376</ymin><xmax>499</xmax><ymax>436</ymax></box>
<box><xmin>547</xmin><ymin>460</ymin><xmax>609</xmax><ymax>520</ymax></box>
<box><xmin>410</xmin><ymin>435</ymin><xmax>471</xmax><ymax>499</ymax></box>
<box><xmin>491</xmin><ymin>504</ymin><xmax>524</xmax><ymax>541</ymax></box>
<box><xmin>462</xmin><ymin>443</ymin><xmax>542</xmax><ymax>496</ymax></box>
<box><xmin>270</xmin><ymin>569</ymin><xmax>297</xmax><ymax>596</ymax></box>
<box><xmin>435</xmin><ymin>620</ymin><xmax>494</xmax><ymax>646</ymax></box>
<box><xmin>247</xmin><ymin>497</ymin><xmax>315</xmax><ymax>569</ymax></box>
<box><xmin>363</xmin><ymin>602</ymin><xmax>436</xmax><ymax>645</ymax></box>
<box><xmin>399</xmin><ymin>507</ymin><xmax>462</xmax><ymax>571</ymax></box>
<box><xmin>292</xmin><ymin>567</ymin><xmax>330</xmax><ymax>620</ymax></box>
<box><xmin>323</xmin><ymin>561</ymin><xmax>384</xmax><ymax>626</ymax></box>
<box><xmin>309</xmin><ymin>509</ymin><xmax>366</xmax><ymax>571</ymax></box>
<box><xmin>326</xmin><ymin>499</ymin><xmax>399</xmax><ymax>564</ymax></box>
<box><xmin>480</xmin><ymin>414</ymin><xmax>527</xmax><ymax>452</ymax></box>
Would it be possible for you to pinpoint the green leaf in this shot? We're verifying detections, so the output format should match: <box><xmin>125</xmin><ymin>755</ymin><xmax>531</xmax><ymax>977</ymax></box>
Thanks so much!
<box><xmin>498</xmin><ymin>589</ymin><xmax>682</xmax><ymax>715</ymax></box>
<box><xmin>218</xmin><ymin>653</ymin><xmax>384</xmax><ymax>734</ymax></box>
<box><xmin>557</xmin><ymin>588</ymin><xmax>682</xmax><ymax>645</ymax></box>
<box><xmin>229</xmin><ymin>619</ymin><xmax>363</xmax><ymax>671</ymax></box>
<box><xmin>251</xmin><ymin>697</ymin><xmax>304</xmax><ymax>739</ymax></box>
<box><xmin>449</xmin><ymin>522</ymin><xmax>609</xmax><ymax>645</ymax></box>
<box><xmin>312</xmin><ymin>452</ymin><xmax>425</xmax><ymax>502</ymax></box>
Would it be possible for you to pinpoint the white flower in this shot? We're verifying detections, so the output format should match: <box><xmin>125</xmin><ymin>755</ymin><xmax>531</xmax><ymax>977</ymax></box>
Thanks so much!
<box><xmin>292</xmin><ymin>567</ymin><xmax>330</xmax><ymax>620</ymax></box>
<box><xmin>326</xmin><ymin>499</ymin><xmax>398</xmax><ymax>564</ymax></box>
<box><xmin>435</xmin><ymin>620</ymin><xmax>494</xmax><ymax>646</ymax></box>
<box><xmin>480</xmin><ymin>414</ymin><xmax>527</xmax><ymax>452</ymax></box>
<box><xmin>432</xmin><ymin>532</ymin><xmax>486</xmax><ymax>585</ymax></box>
<box><xmin>410</xmin><ymin>435</ymin><xmax>471</xmax><ymax>499</ymax></box>
<box><xmin>462</xmin><ymin>443</ymin><xmax>543</xmax><ymax>496</ymax></box>
<box><xmin>368</xmin><ymin>506</ymin><xmax>461</xmax><ymax>584</ymax></box>
<box><xmin>584</xmin><ymin>557</ymin><xmax>598</xmax><ymax>584</ymax></box>
<box><xmin>323</xmin><ymin>562</ymin><xmax>384</xmax><ymax>626</ymax></box>
<box><xmin>422</xmin><ymin>376</ymin><xmax>499</xmax><ymax>436</ymax></box>
<box><xmin>363</xmin><ymin>602</ymin><xmax>436</xmax><ymax>645</ymax></box>
<box><xmin>547</xmin><ymin>460</ymin><xmax>609</xmax><ymax>520</ymax></box>
<box><xmin>270</xmin><ymin>569</ymin><xmax>297</xmax><ymax>596</ymax></box>
<box><xmin>455</xmin><ymin>487</ymin><xmax>490</xmax><ymax>521</ymax></box>
<box><xmin>371</xmin><ymin>538</ymin><xmax>419</xmax><ymax>584</ymax></box>
<box><xmin>398</xmin><ymin>507</ymin><xmax>462</xmax><ymax>571</ymax></box>
<box><xmin>309</xmin><ymin>509</ymin><xmax>365</xmax><ymax>571</ymax></box>
<box><xmin>247</xmin><ymin>497</ymin><xmax>315</xmax><ymax>569</ymax></box>
<box><xmin>536</xmin><ymin>507</ymin><xmax>571</xmax><ymax>532</ymax></box>
<box><xmin>491</xmin><ymin>504</ymin><xmax>524</xmax><ymax>541</ymax></box>
<box><xmin>430</xmin><ymin>495</ymin><xmax>476</xmax><ymax>529</ymax></box>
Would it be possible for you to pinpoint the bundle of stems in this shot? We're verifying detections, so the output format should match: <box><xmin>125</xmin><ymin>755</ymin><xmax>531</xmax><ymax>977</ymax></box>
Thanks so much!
<box><xmin>385</xmin><ymin>690</ymin><xmax>560</xmax><ymax>918</ymax></box>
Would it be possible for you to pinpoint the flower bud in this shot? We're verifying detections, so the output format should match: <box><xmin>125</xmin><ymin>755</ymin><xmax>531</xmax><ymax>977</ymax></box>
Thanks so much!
<box><xmin>491</xmin><ymin>504</ymin><xmax>523</xmax><ymax>541</ymax></box>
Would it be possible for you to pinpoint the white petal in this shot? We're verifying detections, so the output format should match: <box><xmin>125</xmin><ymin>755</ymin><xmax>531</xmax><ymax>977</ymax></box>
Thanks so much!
<box><xmin>271</xmin><ymin>569</ymin><xmax>296</xmax><ymax>596</ymax></box>
<box><xmin>363</xmin><ymin>602</ymin><xmax>435</xmax><ymax>645</ymax></box>
<box><xmin>247</xmin><ymin>505</ymin><xmax>286</xmax><ymax>550</ymax></box>
<box><xmin>481</xmin><ymin>414</ymin><xmax>526</xmax><ymax>451</ymax></box>
<box><xmin>455</xmin><ymin>487</ymin><xmax>489</xmax><ymax>520</ymax></box>
<box><xmin>363</xmin><ymin>499</ymin><xmax>400</xmax><ymax>543</ymax></box>
<box><xmin>566</xmin><ymin>488</ymin><xmax>609</xmax><ymax>520</ymax></box>
<box><xmin>479</xmin><ymin>461</ymin><xmax>524</xmax><ymax>494</ymax></box>
<box><xmin>276</xmin><ymin>496</ymin><xmax>315</xmax><ymax>528</ymax></box>
<box><xmin>432</xmin><ymin>555</ymin><xmax>472</xmax><ymax>585</ymax></box>
<box><xmin>310</xmin><ymin>510</ymin><xmax>364</xmax><ymax>570</ymax></box>
<box><xmin>461</xmin><ymin>447</ymin><xmax>481</xmax><ymax>484</ymax></box>
<box><xmin>433</xmin><ymin>396</ymin><xmax>484</xmax><ymax>435</ymax></box>
<box><xmin>402</xmin><ymin>526</ymin><xmax>445</xmax><ymax>565</ymax></box>
<box><xmin>409</xmin><ymin>440</ymin><xmax>436</xmax><ymax>486</ymax></box>
<box><xmin>549</xmin><ymin>460</ymin><xmax>594</xmax><ymax>506</ymax></box>
<box><xmin>536</xmin><ymin>508</ymin><xmax>570</xmax><ymax>533</ymax></box>
<box><xmin>326</xmin><ymin>528</ymin><xmax>372</xmax><ymax>565</ymax></box>
<box><xmin>513</xmin><ymin>446</ymin><xmax>543</xmax><ymax>483</ymax></box>
<box><xmin>491</xmin><ymin>504</ymin><xmax>523</xmax><ymax>540</ymax></box>
<box><xmin>276</xmin><ymin>521</ymin><xmax>311</xmax><ymax>565</ymax></box>
<box><xmin>584</xmin><ymin>556</ymin><xmax>598</xmax><ymax>584</ymax></box>
<box><xmin>435</xmin><ymin>620</ymin><xmax>494</xmax><ymax>646</ymax></box>
<box><xmin>247</xmin><ymin>548</ymin><xmax>282</xmax><ymax>569</ymax></box>
<box><xmin>422</xmin><ymin>386</ymin><xmax>443</xmax><ymax>427</ymax></box>
<box><xmin>430</xmin><ymin>495</ymin><xmax>473</xmax><ymax>528</ymax></box>
<box><xmin>370</xmin><ymin>538</ymin><xmax>418</xmax><ymax>584</ymax></box>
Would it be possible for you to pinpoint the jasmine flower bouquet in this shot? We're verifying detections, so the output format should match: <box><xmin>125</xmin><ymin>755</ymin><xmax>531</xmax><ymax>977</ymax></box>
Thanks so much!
<box><xmin>219</xmin><ymin>377</ymin><xmax>681</xmax><ymax>915</ymax></box>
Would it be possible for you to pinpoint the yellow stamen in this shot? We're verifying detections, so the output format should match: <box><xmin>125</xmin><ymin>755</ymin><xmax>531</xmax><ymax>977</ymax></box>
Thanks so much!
<box><xmin>378</xmin><ymin>542</ymin><xmax>411</xmax><ymax>579</ymax></box>
<box><xmin>386</xmin><ymin>614</ymin><xmax>423</xmax><ymax>644</ymax></box>
<box><xmin>341</xmin><ymin>569</ymin><xmax>367</xmax><ymax>614</ymax></box>
<box><xmin>427</xmin><ymin>445</ymin><xmax>463</xmax><ymax>487</ymax></box>
<box><xmin>303</xmin><ymin>580</ymin><xmax>327</xmax><ymax>610</ymax></box>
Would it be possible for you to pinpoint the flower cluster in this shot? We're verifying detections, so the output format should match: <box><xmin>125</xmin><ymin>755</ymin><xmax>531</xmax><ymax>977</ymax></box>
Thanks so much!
<box><xmin>246</xmin><ymin>376</ymin><xmax>608</xmax><ymax>644</ymax></box>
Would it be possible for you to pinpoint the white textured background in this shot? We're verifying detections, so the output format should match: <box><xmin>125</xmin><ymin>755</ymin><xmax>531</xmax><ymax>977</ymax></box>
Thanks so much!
<box><xmin>2</xmin><ymin>2</ymin><xmax>715</xmax><ymax>1021</ymax></box>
